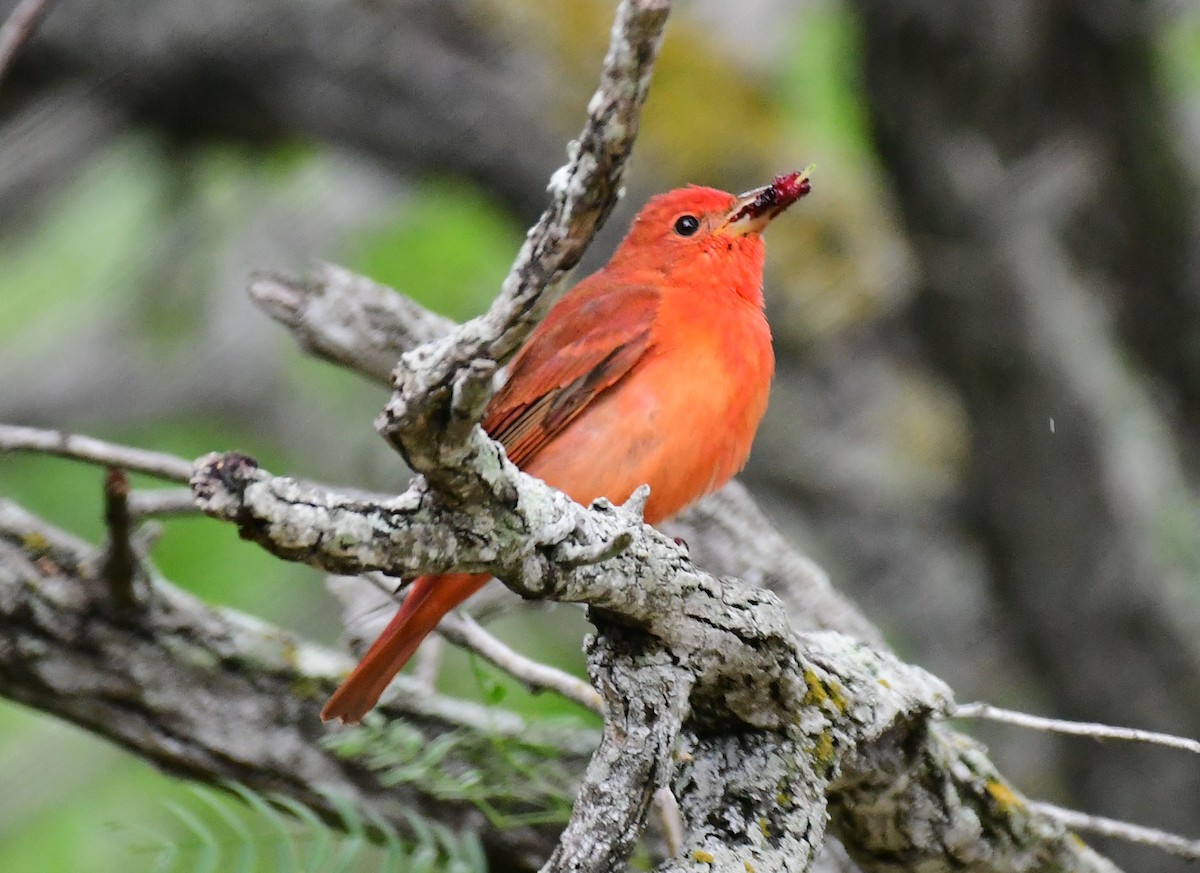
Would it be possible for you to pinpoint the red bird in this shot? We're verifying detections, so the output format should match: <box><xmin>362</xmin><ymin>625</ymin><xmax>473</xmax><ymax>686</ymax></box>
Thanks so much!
<box><xmin>323</xmin><ymin>170</ymin><xmax>812</xmax><ymax>723</ymax></box>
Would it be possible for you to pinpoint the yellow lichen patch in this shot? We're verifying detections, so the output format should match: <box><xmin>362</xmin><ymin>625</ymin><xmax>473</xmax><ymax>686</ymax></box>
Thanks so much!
<box><xmin>877</xmin><ymin>678</ymin><xmax>891</xmax><ymax>689</ymax></box>
<box><xmin>744</xmin><ymin>863</ymin><xmax>756</xmax><ymax>873</ymax></box>
<box><xmin>758</xmin><ymin>818</ymin><xmax>771</xmax><ymax>839</ymax></box>
<box><xmin>810</xmin><ymin>730</ymin><xmax>836</xmax><ymax>769</ymax></box>
<box><xmin>826</xmin><ymin>680</ymin><xmax>848</xmax><ymax>713</ymax></box>
<box><xmin>985</xmin><ymin>778</ymin><xmax>1025</xmax><ymax>813</ymax></box>
<box><xmin>280</xmin><ymin>638</ymin><xmax>301</xmax><ymax>668</ymax></box>
<box><xmin>692</xmin><ymin>850</ymin><xmax>715</xmax><ymax>864</ymax></box>
<box><xmin>801</xmin><ymin>667</ymin><xmax>828</xmax><ymax>707</ymax></box>
<box><xmin>776</xmin><ymin>791</ymin><xmax>791</xmax><ymax>806</ymax></box>
<box><xmin>21</xmin><ymin>531</ymin><xmax>51</xmax><ymax>555</ymax></box>
<box><xmin>800</xmin><ymin>667</ymin><xmax>848</xmax><ymax>714</ymax></box>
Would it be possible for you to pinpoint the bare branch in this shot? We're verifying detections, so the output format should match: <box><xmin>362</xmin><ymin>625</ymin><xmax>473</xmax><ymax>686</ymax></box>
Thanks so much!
<box><xmin>0</xmin><ymin>423</ymin><xmax>194</xmax><ymax>482</ymax></box>
<box><xmin>0</xmin><ymin>498</ymin><xmax>570</xmax><ymax>869</ymax></box>
<box><xmin>1031</xmin><ymin>802</ymin><xmax>1200</xmax><ymax>863</ymax></box>
<box><xmin>0</xmin><ymin>0</ymin><xmax>53</xmax><ymax>81</ymax></box>
<box><xmin>127</xmin><ymin>488</ymin><xmax>204</xmax><ymax>518</ymax></box>
<box><xmin>436</xmin><ymin>612</ymin><xmax>603</xmax><ymax>714</ymax></box>
<box><xmin>653</xmin><ymin>787</ymin><xmax>685</xmax><ymax>860</ymax></box>
<box><xmin>250</xmin><ymin>264</ymin><xmax>455</xmax><ymax>387</ymax></box>
<box><xmin>411</xmin><ymin>632</ymin><xmax>445</xmax><ymax>694</ymax></box>
<box><xmin>953</xmin><ymin>702</ymin><xmax>1200</xmax><ymax>757</ymax></box>
<box><xmin>337</xmin><ymin>568</ymin><xmax>601</xmax><ymax>712</ymax></box>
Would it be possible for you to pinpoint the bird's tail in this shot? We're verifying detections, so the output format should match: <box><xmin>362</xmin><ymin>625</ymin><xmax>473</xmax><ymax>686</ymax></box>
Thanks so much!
<box><xmin>321</xmin><ymin>572</ymin><xmax>490</xmax><ymax>723</ymax></box>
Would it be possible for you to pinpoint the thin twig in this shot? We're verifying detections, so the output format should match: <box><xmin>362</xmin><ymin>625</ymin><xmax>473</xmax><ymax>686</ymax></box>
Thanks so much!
<box><xmin>101</xmin><ymin>468</ymin><xmax>138</xmax><ymax>610</ymax></box>
<box><xmin>653</xmin><ymin>787</ymin><xmax>684</xmax><ymax>859</ymax></box>
<box><xmin>1030</xmin><ymin>801</ymin><xmax>1200</xmax><ymax>861</ymax></box>
<box><xmin>0</xmin><ymin>0</ymin><xmax>53</xmax><ymax>82</ymax></box>
<box><xmin>436</xmin><ymin>612</ymin><xmax>603</xmax><ymax>714</ymax></box>
<box><xmin>0</xmin><ymin>424</ymin><xmax>194</xmax><ymax>482</ymax></box>
<box><xmin>411</xmin><ymin>633</ymin><xmax>445</xmax><ymax>694</ymax></box>
<box><xmin>952</xmin><ymin>701</ymin><xmax>1200</xmax><ymax>756</ymax></box>
<box><xmin>0</xmin><ymin>499</ymin><xmax>566</xmax><ymax>865</ymax></box>
<box><xmin>127</xmin><ymin>488</ymin><xmax>203</xmax><ymax>518</ymax></box>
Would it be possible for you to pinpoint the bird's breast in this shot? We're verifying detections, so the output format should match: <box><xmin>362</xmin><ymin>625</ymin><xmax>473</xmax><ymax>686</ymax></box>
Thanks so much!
<box><xmin>523</xmin><ymin>294</ymin><xmax>773</xmax><ymax>525</ymax></box>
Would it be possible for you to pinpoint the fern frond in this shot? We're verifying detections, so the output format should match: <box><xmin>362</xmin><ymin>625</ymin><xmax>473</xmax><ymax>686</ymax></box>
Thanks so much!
<box><xmin>162</xmin><ymin>799</ymin><xmax>221</xmax><ymax>873</ymax></box>
<box><xmin>325</xmin><ymin>716</ymin><xmax>595</xmax><ymax>830</ymax></box>
<box><xmin>113</xmin><ymin>780</ymin><xmax>486</xmax><ymax>873</ymax></box>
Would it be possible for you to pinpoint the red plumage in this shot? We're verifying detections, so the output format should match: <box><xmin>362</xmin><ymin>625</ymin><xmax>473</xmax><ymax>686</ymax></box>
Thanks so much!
<box><xmin>322</xmin><ymin>173</ymin><xmax>811</xmax><ymax>723</ymax></box>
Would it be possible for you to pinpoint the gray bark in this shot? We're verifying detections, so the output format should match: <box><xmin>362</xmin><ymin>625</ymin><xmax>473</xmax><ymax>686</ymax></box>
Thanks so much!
<box><xmin>850</xmin><ymin>3</ymin><xmax>1200</xmax><ymax>869</ymax></box>
<box><xmin>0</xmin><ymin>499</ymin><xmax>569</xmax><ymax>871</ymax></box>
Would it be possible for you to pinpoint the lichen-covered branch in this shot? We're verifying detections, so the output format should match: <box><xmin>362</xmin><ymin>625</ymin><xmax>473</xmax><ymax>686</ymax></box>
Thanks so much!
<box><xmin>0</xmin><ymin>499</ymin><xmax>575</xmax><ymax>870</ymax></box>
<box><xmin>189</xmin><ymin>451</ymin><xmax>874</xmax><ymax>732</ymax></box>
<box><xmin>189</xmin><ymin>448</ymin><xmax>623</xmax><ymax>586</ymax></box>
<box><xmin>831</xmin><ymin>726</ymin><xmax>1123</xmax><ymax>873</ymax></box>
<box><xmin>545</xmin><ymin>630</ymin><xmax>693</xmax><ymax>873</ymax></box>
<box><xmin>188</xmin><ymin>436</ymin><xmax>1121</xmax><ymax>872</ymax></box>
<box><xmin>3</xmin><ymin>469</ymin><xmax>1124</xmax><ymax>872</ymax></box>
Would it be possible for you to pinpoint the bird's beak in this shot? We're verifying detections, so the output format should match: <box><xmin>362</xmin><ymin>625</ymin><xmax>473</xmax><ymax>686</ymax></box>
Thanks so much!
<box><xmin>721</xmin><ymin>166</ymin><xmax>814</xmax><ymax>236</ymax></box>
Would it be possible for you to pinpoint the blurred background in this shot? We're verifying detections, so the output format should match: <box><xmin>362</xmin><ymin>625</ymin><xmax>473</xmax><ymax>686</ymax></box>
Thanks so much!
<box><xmin>1</xmin><ymin>0</ymin><xmax>1199</xmax><ymax>870</ymax></box>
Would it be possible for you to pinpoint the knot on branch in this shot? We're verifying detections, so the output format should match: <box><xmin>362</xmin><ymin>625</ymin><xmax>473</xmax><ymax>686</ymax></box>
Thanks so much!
<box><xmin>190</xmin><ymin>452</ymin><xmax>264</xmax><ymax>520</ymax></box>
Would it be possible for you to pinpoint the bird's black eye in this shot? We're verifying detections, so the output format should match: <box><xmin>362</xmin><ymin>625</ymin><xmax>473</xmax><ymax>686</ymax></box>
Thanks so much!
<box><xmin>673</xmin><ymin>214</ymin><xmax>701</xmax><ymax>236</ymax></box>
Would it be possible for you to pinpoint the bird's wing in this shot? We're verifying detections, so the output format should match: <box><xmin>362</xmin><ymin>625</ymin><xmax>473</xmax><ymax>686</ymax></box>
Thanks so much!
<box><xmin>484</xmin><ymin>281</ymin><xmax>659</xmax><ymax>468</ymax></box>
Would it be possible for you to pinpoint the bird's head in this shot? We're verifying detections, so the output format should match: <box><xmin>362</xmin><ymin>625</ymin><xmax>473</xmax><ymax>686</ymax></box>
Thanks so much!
<box><xmin>607</xmin><ymin>168</ymin><xmax>813</xmax><ymax>305</ymax></box>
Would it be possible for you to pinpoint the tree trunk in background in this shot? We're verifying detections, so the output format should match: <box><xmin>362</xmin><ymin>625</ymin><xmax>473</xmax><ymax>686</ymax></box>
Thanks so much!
<box><xmin>851</xmin><ymin>1</ymin><xmax>1200</xmax><ymax>869</ymax></box>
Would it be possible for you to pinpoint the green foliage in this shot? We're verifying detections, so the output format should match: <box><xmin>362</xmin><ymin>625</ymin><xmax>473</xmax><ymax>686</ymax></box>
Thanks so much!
<box><xmin>779</xmin><ymin>1</ymin><xmax>873</xmax><ymax>158</ymax></box>
<box><xmin>326</xmin><ymin>716</ymin><xmax>592</xmax><ymax>828</ymax></box>
<box><xmin>341</xmin><ymin>178</ymin><xmax>522</xmax><ymax>322</ymax></box>
<box><xmin>1158</xmin><ymin>9</ymin><xmax>1200</xmax><ymax>96</ymax></box>
<box><xmin>114</xmin><ymin>782</ymin><xmax>486</xmax><ymax>873</ymax></box>
<box><xmin>0</xmin><ymin>446</ymin><xmax>321</xmax><ymax>625</ymax></box>
<box><xmin>0</xmin><ymin>138</ymin><xmax>170</xmax><ymax>343</ymax></box>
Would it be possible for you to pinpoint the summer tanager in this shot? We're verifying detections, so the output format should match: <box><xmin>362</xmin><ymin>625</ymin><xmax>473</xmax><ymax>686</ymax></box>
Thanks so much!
<box><xmin>322</xmin><ymin>170</ymin><xmax>812</xmax><ymax>723</ymax></box>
